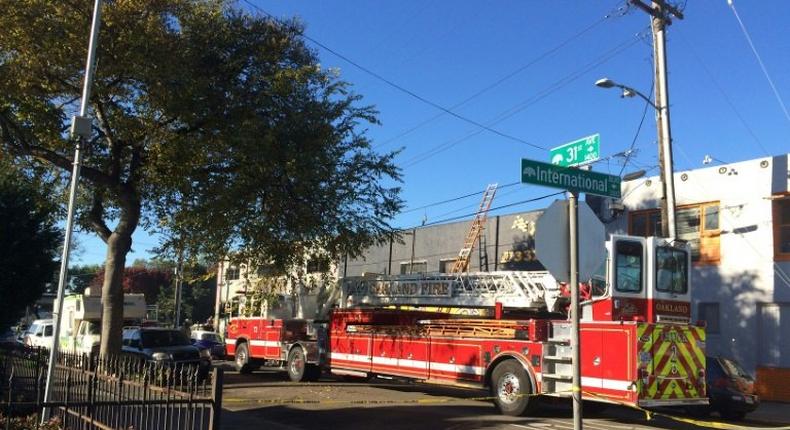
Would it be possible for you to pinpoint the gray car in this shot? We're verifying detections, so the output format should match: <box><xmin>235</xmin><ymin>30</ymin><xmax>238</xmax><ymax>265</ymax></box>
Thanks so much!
<box><xmin>122</xmin><ymin>327</ymin><xmax>211</xmax><ymax>378</ymax></box>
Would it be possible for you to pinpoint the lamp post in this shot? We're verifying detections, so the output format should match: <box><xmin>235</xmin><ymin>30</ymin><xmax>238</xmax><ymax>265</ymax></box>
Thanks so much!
<box><xmin>595</xmin><ymin>77</ymin><xmax>677</xmax><ymax>240</ymax></box>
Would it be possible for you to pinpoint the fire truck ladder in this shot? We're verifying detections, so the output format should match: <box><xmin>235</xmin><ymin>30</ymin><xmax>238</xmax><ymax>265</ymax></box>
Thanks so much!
<box><xmin>451</xmin><ymin>184</ymin><xmax>497</xmax><ymax>273</ymax></box>
<box><xmin>340</xmin><ymin>270</ymin><xmax>565</xmax><ymax>312</ymax></box>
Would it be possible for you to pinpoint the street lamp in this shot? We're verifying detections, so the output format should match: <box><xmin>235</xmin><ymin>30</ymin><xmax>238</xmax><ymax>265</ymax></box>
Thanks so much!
<box><xmin>595</xmin><ymin>78</ymin><xmax>658</xmax><ymax>109</ymax></box>
<box><xmin>595</xmin><ymin>76</ymin><xmax>678</xmax><ymax>241</ymax></box>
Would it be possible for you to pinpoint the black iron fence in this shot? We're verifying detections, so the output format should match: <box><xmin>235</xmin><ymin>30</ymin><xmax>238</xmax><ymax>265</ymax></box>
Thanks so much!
<box><xmin>0</xmin><ymin>344</ymin><xmax>223</xmax><ymax>430</ymax></box>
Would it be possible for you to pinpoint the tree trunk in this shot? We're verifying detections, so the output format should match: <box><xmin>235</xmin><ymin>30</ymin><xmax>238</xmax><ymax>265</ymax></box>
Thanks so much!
<box><xmin>99</xmin><ymin>231</ymin><xmax>132</xmax><ymax>356</ymax></box>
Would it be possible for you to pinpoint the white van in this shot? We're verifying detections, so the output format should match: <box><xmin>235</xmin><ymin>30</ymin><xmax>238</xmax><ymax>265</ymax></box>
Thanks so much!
<box><xmin>24</xmin><ymin>319</ymin><xmax>54</xmax><ymax>349</ymax></box>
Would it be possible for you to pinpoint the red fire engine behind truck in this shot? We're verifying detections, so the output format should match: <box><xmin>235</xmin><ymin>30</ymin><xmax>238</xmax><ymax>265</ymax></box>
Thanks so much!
<box><xmin>225</xmin><ymin>235</ymin><xmax>707</xmax><ymax>416</ymax></box>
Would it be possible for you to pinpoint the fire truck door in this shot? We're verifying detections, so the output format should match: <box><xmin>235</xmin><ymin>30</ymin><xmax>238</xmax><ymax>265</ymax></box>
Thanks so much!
<box><xmin>262</xmin><ymin>322</ymin><xmax>282</xmax><ymax>359</ymax></box>
<box><xmin>329</xmin><ymin>327</ymin><xmax>372</xmax><ymax>373</ymax></box>
<box><xmin>371</xmin><ymin>332</ymin><xmax>398</xmax><ymax>375</ymax></box>
<box><xmin>399</xmin><ymin>335</ymin><xmax>429</xmax><ymax>379</ymax></box>
<box><xmin>580</xmin><ymin>328</ymin><xmax>603</xmax><ymax>390</ymax></box>
<box><xmin>428</xmin><ymin>341</ymin><xmax>482</xmax><ymax>383</ymax></box>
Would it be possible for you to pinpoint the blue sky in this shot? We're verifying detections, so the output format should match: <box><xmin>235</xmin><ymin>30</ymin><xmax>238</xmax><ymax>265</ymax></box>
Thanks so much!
<box><xmin>72</xmin><ymin>0</ymin><xmax>790</xmax><ymax>266</ymax></box>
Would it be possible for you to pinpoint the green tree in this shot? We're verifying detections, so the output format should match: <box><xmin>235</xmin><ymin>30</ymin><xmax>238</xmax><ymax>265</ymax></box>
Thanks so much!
<box><xmin>0</xmin><ymin>1</ymin><xmax>400</xmax><ymax>355</ymax></box>
<box><xmin>0</xmin><ymin>167</ymin><xmax>61</xmax><ymax>331</ymax></box>
<box><xmin>155</xmin><ymin>263</ymin><xmax>216</xmax><ymax>326</ymax></box>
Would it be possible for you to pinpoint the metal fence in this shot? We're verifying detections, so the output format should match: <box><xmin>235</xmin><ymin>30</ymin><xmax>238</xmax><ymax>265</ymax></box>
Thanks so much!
<box><xmin>0</xmin><ymin>344</ymin><xmax>223</xmax><ymax>430</ymax></box>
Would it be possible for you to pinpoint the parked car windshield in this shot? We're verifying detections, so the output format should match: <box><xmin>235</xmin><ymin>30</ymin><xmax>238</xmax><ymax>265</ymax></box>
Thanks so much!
<box><xmin>140</xmin><ymin>330</ymin><xmax>190</xmax><ymax>348</ymax></box>
<box><xmin>200</xmin><ymin>333</ymin><xmax>221</xmax><ymax>342</ymax></box>
<box><xmin>719</xmin><ymin>357</ymin><xmax>753</xmax><ymax>381</ymax></box>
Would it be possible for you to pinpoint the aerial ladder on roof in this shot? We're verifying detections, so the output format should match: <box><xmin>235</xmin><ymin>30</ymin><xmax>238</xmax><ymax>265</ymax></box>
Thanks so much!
<box><xmin>340</xmin><ymin>270</ymin><xmax>566</xmax><ymax>313</ymax></box>
<box><xmin>450</xmin><ymin>183</ymin><xmax>497</xmax><ymax>273</ymax></box>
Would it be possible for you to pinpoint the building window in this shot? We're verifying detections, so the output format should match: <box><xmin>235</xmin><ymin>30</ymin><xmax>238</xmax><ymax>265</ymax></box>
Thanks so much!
<box><xmin>256</xmin><ymin>264</ymin><xmax>284</xmax><ymax>278</ymax></box>
<box><xmin>698</xmin><ymin>302</ymin><xmax>720</xmax><ymax>334</ymax></box>
<box><xmin>629</xmin><ymin>210</ymin><xmax>661</xmax><ymax>237</ymax></box>
<box><xmin>225</xmin><ymin>265</ymin><xmax>240</xmax><ymax>281</ymax></box>
<box><xmin>400</xmin><ymin>261</ymin><xmax>427</xmax><ymax>275</ymax></box>
<box><xmin>307</xmin><ymin>257</ymin><xmax>330</xmax><ymax>274</ymax></box>
<box><xmin>774</xmin><ymin>196</ymin><xmax>790</xmax><ymax>261</ymax></box>
<box><xmin>628</xmin><ymin>202</ymin><xmax>720</xmax><ymax>265</ymax></box>
<box><xmin>438</xmin><ymin>258</ymin><xmax>457</xmax><ymax>273</ymax></box>
<box><xmin>678</xmin><ymin>202</ymin><xmax>720</xmax><ymax>264</ymax></box>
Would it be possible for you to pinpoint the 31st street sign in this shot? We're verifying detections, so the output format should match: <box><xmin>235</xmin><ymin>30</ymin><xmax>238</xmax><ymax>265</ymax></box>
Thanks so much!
<box><xmin>550</xmin><ymin>133</ymin><xmax>600</xmax><ymax>167</ymax></box>
<box><xmin>521</xmin><ymin>158</ymin><xmax>621</xmax><ymax>198</ymax></box>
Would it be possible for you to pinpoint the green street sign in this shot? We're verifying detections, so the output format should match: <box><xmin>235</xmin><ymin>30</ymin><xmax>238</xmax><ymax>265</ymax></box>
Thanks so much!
<box><xmin>550</xmin><ymin>133</ymin><xmax>600</xmax><ymax>167</ymax></box>
<box><xmin>521</xmin><ymin>158</ymin><xmax>621</xmax><ymax>198</ymax></box>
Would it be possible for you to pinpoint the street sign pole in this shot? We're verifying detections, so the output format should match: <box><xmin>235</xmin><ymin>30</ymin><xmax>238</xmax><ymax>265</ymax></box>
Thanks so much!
<box><xmin>568</xmin><ymin>192</ymin><xmax>582</xmax><ymax>430</ymax></box>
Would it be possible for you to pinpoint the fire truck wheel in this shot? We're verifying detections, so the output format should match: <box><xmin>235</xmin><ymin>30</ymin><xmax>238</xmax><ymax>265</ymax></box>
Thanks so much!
<box><xmin>287</xmin><ymin>347</ymin><xmax>318</xmax><ymax>382</ymax></box>
<box><xmin>235</xmin><ymin>342</ymin><xmax>252</xmax><ymax>374</ymax></box>
<box><xmin>491</xmin><ymin>359</ymin><xmax>534</xmax><ymax>416</ymax></box>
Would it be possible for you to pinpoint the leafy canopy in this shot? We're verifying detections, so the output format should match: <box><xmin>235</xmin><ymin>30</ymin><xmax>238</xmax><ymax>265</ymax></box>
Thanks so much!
<box><xmin>0</xmin><ymin>0</ymin><xmax>402</xmax><ymax>272</ymax></box>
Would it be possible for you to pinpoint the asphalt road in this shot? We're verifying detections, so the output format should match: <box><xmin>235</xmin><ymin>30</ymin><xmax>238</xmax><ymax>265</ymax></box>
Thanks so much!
<box><xmin>218</xmin><ymin>366</ymin><xmax>764</xmax><ymax>430</ymax></box>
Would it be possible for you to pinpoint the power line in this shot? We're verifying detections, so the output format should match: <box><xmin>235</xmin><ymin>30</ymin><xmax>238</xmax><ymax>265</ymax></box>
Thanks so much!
<box><xmin>402</xmin><ymin>32</ymin><xmax>647</xmax><ymax>168</ymax></box>
<box><xmin>374</xmin><ymin>11</ymin><xmax>619</xmax><ymax>150</ymax></box>
<box><xmin>397</xmin><ymin>190</ymin><xmax>564</xmax><ymax>231</ymax></box>
<box><xmin>727</xmin><ymin>0</ymin><xmax>790</xmax><ymax>126</ymax></box>
<box><xmin>400</xmin><ymin>181</ymin><xmax>520</xmax><ymax>214</ymax></box>
<box><xmin>619</xmin><ymin>83</ymin><xmax>654</xmax><ymax>176</ymax></box>
<box><xmin>677</xmin><ymin>32</ymin><xmax>769</xmax><ymax>156</ymax></box>
<box><xmin>240</xmin><ymin>0</ymin><xmax>546</xmax><ymax>151</ymax></box>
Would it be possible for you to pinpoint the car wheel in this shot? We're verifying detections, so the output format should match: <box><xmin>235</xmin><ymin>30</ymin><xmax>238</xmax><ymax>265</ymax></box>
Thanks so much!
<box><xmin>491</xmin><ymin>359</ymin><xmax>535</xmax><ymax>416</ymax></box>
<box><xmin>235</xmin><ymin>342</ymin><xmax>252</xmax><ymax>374</ymax></box>
<box><xmin>287</xmin><ymin>347</ymin><xmax>318</xmax><ymax>382</ymax></box>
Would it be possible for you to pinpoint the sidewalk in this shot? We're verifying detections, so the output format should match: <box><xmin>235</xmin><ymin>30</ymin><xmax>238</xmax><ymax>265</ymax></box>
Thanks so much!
<box><xmin>750</xmin><ymin>402</ymin><xmax>790</xmax><ymax>426</ymax></box>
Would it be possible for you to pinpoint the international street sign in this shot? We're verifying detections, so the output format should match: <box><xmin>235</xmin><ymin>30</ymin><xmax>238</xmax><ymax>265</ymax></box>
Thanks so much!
<box><xmin>550</xmin><ymin>133</ymin><xmax>600</xmax><ymax>167</ymax></box>
<box><xmin>521</xmin><ymin>158</ymin><xmax>621</xmax><ymax>198</ymax></box>
<box><xmin>535</xmin><ymin>200</ymin><xmax>606</xmax><ymax>282</ymax></box>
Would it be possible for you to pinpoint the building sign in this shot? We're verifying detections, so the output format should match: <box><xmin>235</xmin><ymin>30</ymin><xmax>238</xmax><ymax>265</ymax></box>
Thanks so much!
<box><xmin>498</xmin><ymin>214</ymin><xmax>544</xmax><ymax>271</ymax></box>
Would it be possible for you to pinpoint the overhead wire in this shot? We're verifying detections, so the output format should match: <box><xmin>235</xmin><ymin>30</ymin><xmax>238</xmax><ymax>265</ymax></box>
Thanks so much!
<box><xmin>619</xmin><ymin>83</ymin><xmax>654</xmax><ymax>176</ymax></box>
<box><xmin>396</xmin><ymin>190</ymin><xmax>565</xmax><ymax>231</ymax></box>
<box><xmin>240</xmin><ymin>0</ymin><xmax>545</xmax><ymax>151</ymax></box>
<box><xmin>727</xmin><ymin>0</ymin><xmax>790</xmax><ymax>126</ymax></box>
<box><xmin>676</xmin><ymin>32</ymin><xmax>770</xmax><ymax>156</ymax></box>
<box><xmin>399</xmin><ymin>181</ymin><xmax>520</xmax><ymax>214</ymax></box>
<box><xmin>402</xmin><ymin>30</ymin><xmax>649</xmax><ymax>168</ymax></box>
<box><xmin>373</xmin><ymin>8</ymin><xmax>622</xmax><ymax>150</ymax></box>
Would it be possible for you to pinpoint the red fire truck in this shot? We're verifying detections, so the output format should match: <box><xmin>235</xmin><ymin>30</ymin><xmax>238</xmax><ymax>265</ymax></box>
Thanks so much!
<box><xmin>225</xmin><ymin>235</ymin><xmax>707</xmax><ymax>416</ymax></box>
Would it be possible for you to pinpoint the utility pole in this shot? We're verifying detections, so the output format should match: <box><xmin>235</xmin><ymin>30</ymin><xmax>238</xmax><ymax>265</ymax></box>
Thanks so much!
<box><xmin>173</xmin><ymin>249</ymin><xmax>184</xmax><ymax>328</ymax></box>
<box><xmin>630</xmin><ymin>0</ymin><xmax>683</xmax><ymax>240</ymax></box>
<box><xmin>42</xmin><ymin>0</ymin><xmax>103</xmax><ymax>422</ymax></box>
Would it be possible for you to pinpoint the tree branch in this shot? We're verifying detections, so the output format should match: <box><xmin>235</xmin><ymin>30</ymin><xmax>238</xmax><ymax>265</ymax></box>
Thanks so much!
<box><xmin>87</xmin><ymin>190</ymin><xmax>112</xmax><ymax>243</ymax></box>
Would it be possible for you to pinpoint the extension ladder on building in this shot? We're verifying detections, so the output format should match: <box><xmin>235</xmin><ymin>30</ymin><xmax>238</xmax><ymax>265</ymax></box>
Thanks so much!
<box><xmin>340</xmin><ymin>270</ymin><xmax>565</xmax><ymax>312</ymax></box>
<box><xmin>451</xmin><ymin>184</ymin><xmax>497</xmax><ymax>273</ymax></box>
